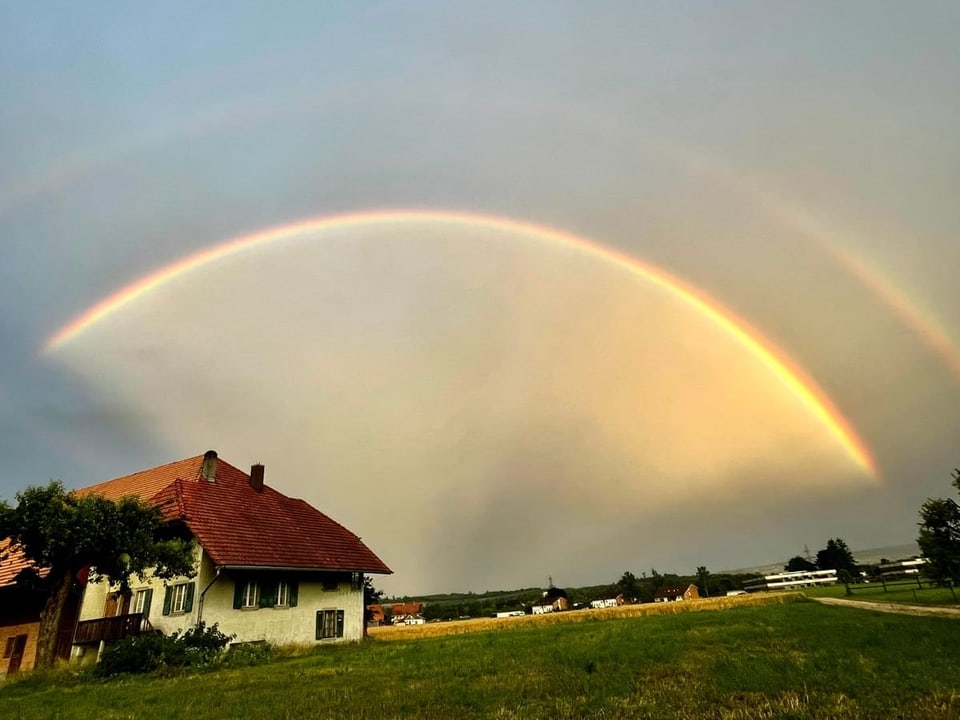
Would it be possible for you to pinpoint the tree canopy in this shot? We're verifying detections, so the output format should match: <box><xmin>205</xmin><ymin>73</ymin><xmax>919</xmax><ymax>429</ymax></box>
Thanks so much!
<box><xmin>815</xmin><ymin>538</ymin><xmax>858</xmax><ymax>574</ymax></box>
<box><xmin>918</xmin><ymin>469</ymin><xmax>960</xmax><ymax>585</ymax></box>
<box><xmin>784</xmin><ymin>555</ymin><xmax>817</xmax><ymax>572</ymax></box>
<box><xmin>0</xmin><ymin>481</ymin><xmax>196</xmax><ymax>668</ymax></box>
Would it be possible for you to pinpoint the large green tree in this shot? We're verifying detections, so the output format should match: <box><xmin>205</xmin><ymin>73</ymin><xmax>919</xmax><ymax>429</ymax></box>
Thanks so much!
<box><xmin>616</xmin><ymin>571</ymin><xmax>640</xmax><ymax>602</ymax></box>
<box><xmin>918</xmin><ymin>469</ymin><xmax>960</xmax><ymax>585</ymax></box>
<box><xmin>0</xmin><ymin>481</ymin><xmax>195</xmax><ymax>669</ymax></box>
<box><xmin>816</xmin><ymin>538</ymin><xmax>858</xmax><ymax>575</ymax></box>
<box><xmin>696</xmin><ymin>566</ymin><xmax>710</xmax><ymax>597</ymax></box>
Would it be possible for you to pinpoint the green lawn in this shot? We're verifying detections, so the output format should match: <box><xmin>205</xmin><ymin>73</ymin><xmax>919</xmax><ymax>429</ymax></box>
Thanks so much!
<box><xmin>802</xmin><ymin>581</ymin><xmax>960</xmax><ymax>606</ymax></box>
<box><xmin>3</xmin><ymin>599</ymin><xmax>960</xmax><ymax>719</ymax></box>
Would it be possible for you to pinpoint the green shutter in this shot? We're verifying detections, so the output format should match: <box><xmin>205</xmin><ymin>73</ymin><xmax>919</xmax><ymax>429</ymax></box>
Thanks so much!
<box><xmin>183</xmin><ymin>582</ymin><xmax>195</xmax><ymax>612</ymax></box>
<box><xmin>142</xmin><ymin>589</ymin><xmax>153</xmax><ymax>619</ymax></box>
<box><xmin>289</xmin><ymin>581</ymin><xmax>299</xmax><ymax>607</ymax></box>
<box><xmin>233</xmin><ymin>579</ymin><xmax>244</xmax><ymax>609</ymax></box>
<box><xmin>336</xmin><ymin>609</ymin><xmax>345</xmax><ymax>638</ymax></box>
<box><xmin>315</xmin><ymin>611</ymin><xmax>323</xmax><ymax>640</ymax></box>
<box><xmin>162</xmin><ymin>586</ymin><xmax>173</xmax><ymax>615</ymax></box>
<box><xmin>260</xmin><ymin>581</ymin><xmax>276</xmax><ymax>609</ymax></box>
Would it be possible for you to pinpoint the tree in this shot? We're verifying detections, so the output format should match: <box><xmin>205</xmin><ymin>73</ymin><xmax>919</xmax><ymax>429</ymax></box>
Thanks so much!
<box><xmin>816</xmin><ymin>538</ymin><xmax>858</xmax><ymax>575</ymax></box>
<box><xmin>696</xmin><ymin>566</ymin><xmax>710</xmax><ymax>598</ymax></box>
<box><xmin>918</xmin><ymin>469</ymin><xmax>960</xmax><ymax>585</ymax></box>
<box><xmin>784</xmin><ymin>555</ymin><xmax>817</xmax><ymax>572</ymax></box>
<box><xmin>0</xmin><ymin>481</ymin><xmax>195</xmax><ymax>669</ymax></box>
<box><xmin>363</xmin><ymin>575</ymin><xmax>384</xmax><ymax>606</ymax></box>
<box><xmin>616</xmin><ymin>571</ymin><xmax>640</xmax><ymax>603</ymax></box>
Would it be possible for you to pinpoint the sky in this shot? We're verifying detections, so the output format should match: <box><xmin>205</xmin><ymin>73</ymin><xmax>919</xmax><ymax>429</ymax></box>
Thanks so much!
<box><xmin>1</xmin><ymin>1</ymin><xmax>958</xmax><ymax>595</ymax></box>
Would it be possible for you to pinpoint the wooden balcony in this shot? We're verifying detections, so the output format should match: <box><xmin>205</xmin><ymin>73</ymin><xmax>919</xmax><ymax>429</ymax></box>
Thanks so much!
<box><xmin>73</xmin><ymin>612</ymin><xmax>154</xmax><ymax>645</ymax></box>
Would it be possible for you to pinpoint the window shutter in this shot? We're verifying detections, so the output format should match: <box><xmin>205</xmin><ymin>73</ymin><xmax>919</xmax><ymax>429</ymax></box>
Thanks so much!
<box><xmin>183</xmin><ymin>582</ymin><xmax>196</xmax><ymax>613</ymax></box>
<box><xmin>162</xmin><ymin>586</ymin><xmax>173</xmax><ymax>615</ymax></box>
<box><xmin>336</xmin><ymin>609</ymin><xmax>345</xmax><ymax>638</ymax></box>
<box><xmin>315</xmin><ymin>611</ymin><xmax>323</xmax><ymax>641</ymax></box>
<box><xmin>142</xmin><ymin>589</ymin><xmax>154</xmax><ymax>619</ymax></box>
<box><xmin>289</xmin><ymin>581</ymin><xmax>299</xmax><ymax>607</ymax></box>
<box><xmin>260</xmin><ymin>582</ymin><xmax>276</xmax><ymax>609</ymax></box>
<box><xmin>233</xmin><ymin>579</ymin><xmax>244</xmax><ymax>609</ymax></box>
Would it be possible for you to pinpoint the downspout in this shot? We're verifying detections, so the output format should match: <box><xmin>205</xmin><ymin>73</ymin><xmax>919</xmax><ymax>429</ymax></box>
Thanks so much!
<box><xmin>197</xmin><ymin>566</ymin><xmax>221</xmax><ymax>625</ymax></box>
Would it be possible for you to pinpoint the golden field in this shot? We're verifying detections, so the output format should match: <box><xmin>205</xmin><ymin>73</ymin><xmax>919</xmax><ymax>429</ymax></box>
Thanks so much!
<box><xmin>368</xmin><ymin>591</ymin><xmax>803</xmax><ymax>641</ymax></box>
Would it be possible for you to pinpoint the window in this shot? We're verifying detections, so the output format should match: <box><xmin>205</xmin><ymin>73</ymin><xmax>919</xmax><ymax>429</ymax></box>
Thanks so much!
<box><xmin>172</xmin><ymin>583</ymin><xmax>188</xmax><ymax>613</ymax></box>
<box><xmin>321</xmin><ymin>577</ymin><xmax>340</xmax><ymax>592</ymax></box>
<box><xmin>241</xmin><ymin>581</ymin><xmax>259</xmax><ymax>609</ymax></box>
<box><xmin>233</xmin><ymin>575</ymin><xmax>298</xmax><ymax>609</ymax></box>
<box><xmin>3</xmin><ymin>635</ymin><xmax>26</xmax><ymax>659</ymax></box>
<box><xmin>316</xmin><ymin>609</ymin><xmax>345</xmax><ymax>640</ymax></box>
<box><xmin>133</xmin><ymin>588</ymin><xmax>153</xmax><ymax>617</ymax></box>
<box><xmin>162</xmin><ymin>582</ymin><xmax>194</xmax><ymax>615</ymax></box>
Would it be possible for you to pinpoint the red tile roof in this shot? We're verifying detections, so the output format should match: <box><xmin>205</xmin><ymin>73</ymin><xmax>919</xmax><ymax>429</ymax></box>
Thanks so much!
<box><xmin>75</xmin><ymin>455</ymin><xmax>207</xmax><ymax>503</ymax></box>
<box><xmin>4</xmin><ymin>452</ymin><xmax>390</xmax><ymax>580</ymax></box>
<box><xmin>0</xmin><ymin>538</ymin><xmax>49</xmax><ymax>589</ymax></box>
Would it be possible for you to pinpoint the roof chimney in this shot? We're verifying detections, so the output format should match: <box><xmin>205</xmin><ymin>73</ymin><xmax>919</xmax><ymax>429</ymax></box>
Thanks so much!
<box><xmin>249</xmin><ymin>463</ymin><xmax>264</xmax><ymax>493</ymax></box>
<box><xmin>200</xmin><ymin>450</ymin><xmax>218</xmax><ymax>482</ymax></box>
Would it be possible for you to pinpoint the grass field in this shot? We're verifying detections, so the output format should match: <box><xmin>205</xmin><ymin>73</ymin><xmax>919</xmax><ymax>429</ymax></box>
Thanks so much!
<box><xmin>802</xmin><ymin>581</ymin><xmax>960</xmax><ymax>606</ymax></box>
<box><xmin>3</xmin><ymin>596</ymin><xmax>960</xmax><ymax>719</ymax></box>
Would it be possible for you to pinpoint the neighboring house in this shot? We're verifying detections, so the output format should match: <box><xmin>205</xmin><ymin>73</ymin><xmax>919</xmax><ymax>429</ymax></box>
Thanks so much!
<box><xmin>388</xmin><ymin>602</ymin><xmax>423</xmax><ymax>625</ymax></box>
<box><xmin>2</xmin><ymin>450</ymin><xmax>391</xmax><ymax>670</ymax></box>
<box><xmin>0</xmin><ymin>540</ymin><xmax>84</xmax><ymax>677</ymax></box>
<box><xmin>366</xmin><ymin>604</ymin><xmax>385</xmax><ymax>627</ymax></box>
<box><xmin>653</xmin><ymin>584</ymin><xmax>700</xmax><ymax>602</ymax></box>
<box><xmin>531</xmin><ymin>586</ymin><xmax>569</xmax><ymax>615</ymax></box>
<box><xmin>589</xmin><ymin>594</ymin><xmax>624</xmax><ymax>609</ymax></box>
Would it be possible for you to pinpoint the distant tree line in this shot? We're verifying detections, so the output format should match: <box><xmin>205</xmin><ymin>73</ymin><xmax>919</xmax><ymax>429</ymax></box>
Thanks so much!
<box><xmin>918</xmin><ymin>469</ymin><xmax>960</xmax><ymax>585</ymax></box>
<box><xmin>784</xmin><ymin>537</ymin><xmax>859</xmax><ymax>583</ymax></box>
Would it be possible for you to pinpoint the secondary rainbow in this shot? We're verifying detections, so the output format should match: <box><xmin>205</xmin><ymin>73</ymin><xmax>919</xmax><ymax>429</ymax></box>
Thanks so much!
<box><xmin>674</xmin><ymin>148</ymin><xmax>960</xmax><ymax>386</ymax></box>
<box><xmin>43</xmin><ymin>209</ymin><xmax>878</xmax><ymax>476</ymax></box>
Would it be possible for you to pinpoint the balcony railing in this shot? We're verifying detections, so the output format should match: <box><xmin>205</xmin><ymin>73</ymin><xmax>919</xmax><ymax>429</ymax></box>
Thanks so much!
<box><xmin>73</xmin><ymin>612</ymin><xmax>154</xmax><ymax>645</ymax></box>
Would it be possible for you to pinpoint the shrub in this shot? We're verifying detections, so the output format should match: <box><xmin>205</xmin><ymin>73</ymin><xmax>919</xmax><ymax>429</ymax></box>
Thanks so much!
<box><xmin>223</xmin><ymin>641</ymin><xmax>275</xmax><ymax>667</ymax></box>
<box><xmin>94</xmin><ymin>622</ymin><xmax>234</xmax><ymax>677</ymax></box>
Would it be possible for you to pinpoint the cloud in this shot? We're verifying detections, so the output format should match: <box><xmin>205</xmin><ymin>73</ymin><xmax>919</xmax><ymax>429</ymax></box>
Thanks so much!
<box><xmin>47</xmin><ymin>221</ymin><xmax>880</xmax><ymax>591</ymax></box>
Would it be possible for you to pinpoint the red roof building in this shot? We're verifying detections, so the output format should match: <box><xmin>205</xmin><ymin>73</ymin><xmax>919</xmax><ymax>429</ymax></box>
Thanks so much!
<box><xmin>3</xmin><ymin>450</ymin><xmax>391</xmax><ymax>671</ymax></box>
<box><xmin>77</xmin><ymin>452</ymin><xmax>390</xmax><ymax>574</ymax></box>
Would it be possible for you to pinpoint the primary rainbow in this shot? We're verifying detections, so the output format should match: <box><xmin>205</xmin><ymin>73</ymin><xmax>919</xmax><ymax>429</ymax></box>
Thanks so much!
<box><xmin>43</xmin><ymin>209</ymin><xmax>878</xmax><ymax>476</ymax></box>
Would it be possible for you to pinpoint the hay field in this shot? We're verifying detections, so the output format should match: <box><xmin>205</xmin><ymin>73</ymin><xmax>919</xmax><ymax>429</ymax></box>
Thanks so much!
<box><xmin>369</xmin><ymin>591</ymin><xmax>801</xmax><ymax>641</ymax></box>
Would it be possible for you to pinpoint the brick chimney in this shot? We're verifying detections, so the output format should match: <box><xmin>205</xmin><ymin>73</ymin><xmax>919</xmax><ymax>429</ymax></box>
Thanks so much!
<box><xmin>249</xmin><ymin>463</ymin><xmax>264</xmax><ymax>492</ymax></box>
<box><xmin>200</xmin><ymin>450</ymin><xmax>218</xmax><ymax>482</ymax></box>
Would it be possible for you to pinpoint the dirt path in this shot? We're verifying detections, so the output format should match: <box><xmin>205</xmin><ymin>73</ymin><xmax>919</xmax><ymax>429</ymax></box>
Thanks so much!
<box><xmin>812</xmin><ymin>596</ymin><xmax>960</xmax><ymax>618</ymax></box>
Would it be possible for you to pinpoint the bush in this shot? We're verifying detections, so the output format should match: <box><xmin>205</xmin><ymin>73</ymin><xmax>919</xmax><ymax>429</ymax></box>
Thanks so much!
<box><xmin>95</xmin><ymin>622</ymin><xmax>233</xmax><ymax>677</ymax></box>
<box><xmin>222</xmin><ymin>641</ymin><xmax>275</xmax><ymax>667</ymax></box>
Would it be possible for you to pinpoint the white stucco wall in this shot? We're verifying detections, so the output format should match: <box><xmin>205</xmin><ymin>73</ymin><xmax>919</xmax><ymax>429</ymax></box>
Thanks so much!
<box><xmin>199</xmin><ymin>570</ymin><xmax>364</xmax><ymax>645</ymax></box>
<box><xmin>75</xmin><ymin>548</ymin><xmax>366</xmax><ymax>647</ymax></box>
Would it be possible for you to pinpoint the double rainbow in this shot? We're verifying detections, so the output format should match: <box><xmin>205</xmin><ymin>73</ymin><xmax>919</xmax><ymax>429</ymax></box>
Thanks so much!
<box><xmin>43</xmin><ymin>209</ymin><xmax>878</xmax><ymax>477</ymax></box>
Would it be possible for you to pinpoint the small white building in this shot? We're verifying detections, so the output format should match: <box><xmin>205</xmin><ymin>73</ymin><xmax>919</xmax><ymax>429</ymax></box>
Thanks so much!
<box><xmin>743</xmin><ymin>569</ymin><xmax>837</xmax><ymax>592</ymax></box>
<box><xmin>590</xmin><ymin>594</ymin><xmax>624</xmax><ymax>609</ymax></box>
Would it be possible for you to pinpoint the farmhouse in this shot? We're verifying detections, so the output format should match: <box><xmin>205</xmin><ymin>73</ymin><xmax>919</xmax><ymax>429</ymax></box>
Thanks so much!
<box><xmin>590</xmin><ymin>594</ymin><xmax>624</xmax><ymax>609</ymax></box>
<box><xmin>1</xmin><ymin>451</ymin><xmax>390</xmax><ymax>672</ymax></box>
<box><xmin>653</xmin><ymin>584</ymin><xmax>700</xmax><ymax>602</ymax></box>
<box><xmin>388</xmin><ymin>602</ymin><xmax>424</xmax><ymax>625</ymax></box>
<box><xmin>531</xmin><ymin>586</ymin><xmax>569</xmax><ymax>615</ymax></box>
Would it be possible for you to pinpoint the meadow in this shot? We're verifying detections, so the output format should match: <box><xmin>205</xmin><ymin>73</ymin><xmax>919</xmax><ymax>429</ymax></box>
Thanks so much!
<box><xmin>2</xmin><ymin>595</ymin><xmax>959</xmax><ymax>720</ymax></box>
<box><xmin>803</xmin><ymin>580</ymin><xmax>960</xmax><ymax>607</ymax></box>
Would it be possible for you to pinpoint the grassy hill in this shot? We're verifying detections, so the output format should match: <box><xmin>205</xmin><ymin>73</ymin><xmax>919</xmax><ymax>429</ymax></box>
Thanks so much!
<box><xmin>3</xmin><ymin>595</ymin><xmax>959</xmax><ymax>719</ymax></box>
